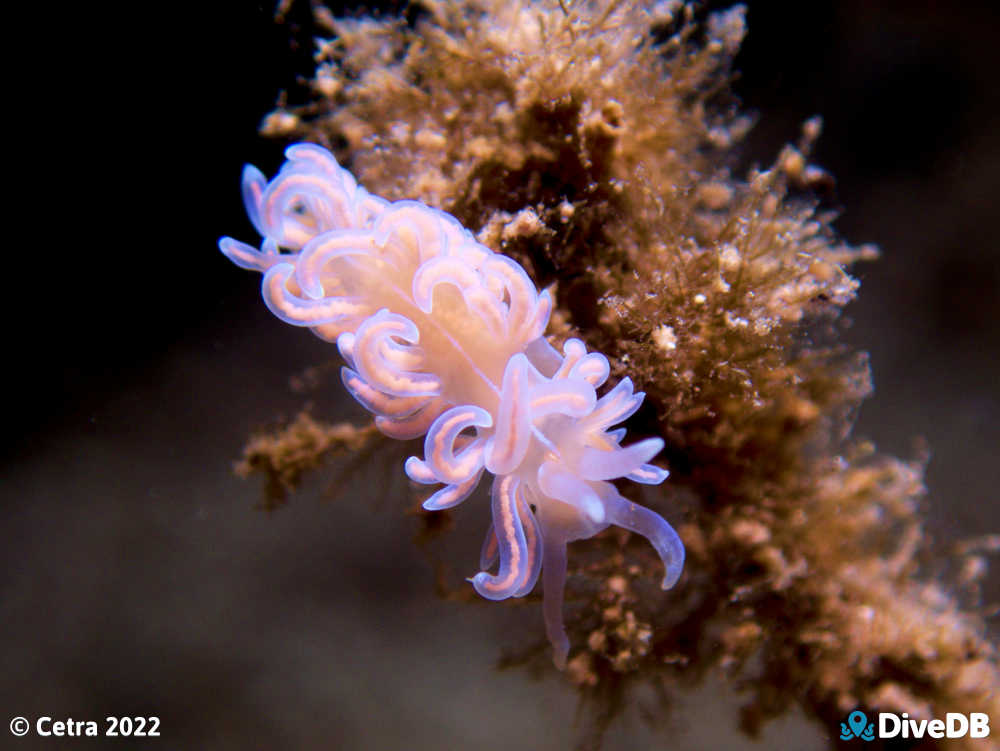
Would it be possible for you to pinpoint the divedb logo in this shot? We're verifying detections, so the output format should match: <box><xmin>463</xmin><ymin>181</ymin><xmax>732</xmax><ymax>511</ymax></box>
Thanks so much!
<box><xmin>839</xmin><ymin>709</ymin><xmax>991</xmax><ymax>741</ymax></box>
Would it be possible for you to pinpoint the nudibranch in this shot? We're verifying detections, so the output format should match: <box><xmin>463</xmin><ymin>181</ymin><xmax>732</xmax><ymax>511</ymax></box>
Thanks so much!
<box><xmin>220</xmin><ymin>143</ymin><xmax>684</xmax><ymax>667</ymax></box>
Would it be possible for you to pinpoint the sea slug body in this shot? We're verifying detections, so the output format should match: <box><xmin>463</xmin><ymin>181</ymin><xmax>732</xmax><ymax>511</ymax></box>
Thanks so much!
<box><xmin>220</xmin><ymin>143</ymin><xmax>685</xmax><ymax>667</ymax></box>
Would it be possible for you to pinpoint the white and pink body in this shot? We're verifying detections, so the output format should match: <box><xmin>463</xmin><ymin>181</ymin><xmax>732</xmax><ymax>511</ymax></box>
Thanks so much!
<box><xmin>220</xmin><ymin>143</ymin><xmax>684</xmax><ymax>667</ymax></box>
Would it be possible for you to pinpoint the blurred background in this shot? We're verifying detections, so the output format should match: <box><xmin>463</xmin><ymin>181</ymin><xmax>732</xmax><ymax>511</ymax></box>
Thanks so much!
<box><xmin>3</xmin><ymin>1</ymin><xmax>998</xmax><ymax>748</ymax></box>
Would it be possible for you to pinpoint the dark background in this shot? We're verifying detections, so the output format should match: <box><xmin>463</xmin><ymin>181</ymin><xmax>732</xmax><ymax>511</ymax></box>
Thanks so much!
<box><xmin>4</xmin><ymin>1</ymin><xmax>998</xmax><ymax>748</ymax></box>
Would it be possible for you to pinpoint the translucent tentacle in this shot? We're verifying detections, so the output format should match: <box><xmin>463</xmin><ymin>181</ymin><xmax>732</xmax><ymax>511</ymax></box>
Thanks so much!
<box><xmin>218</xmin><ymin>236</ymin><xmax>282</xmax><ymax>272</ymax></box>
<box><xmin>600</xmin><ymin>486</ymin><xmax>685</xmax><ymax>590</ymax></box>
<box><xmin>625</xmin><ymin>463</ymin><xmax>670</xmax><ymax>485</ymax></box>
<box><xmin>260</xmin><ymin>172</ymin><xmax>352</xmax><ymax>248</ymax></box>
<box><xmin>261</xmin><ymin>264</ymin><xmax>370</xmax><ymax>326</ymax></box>
<box><xmin>341</xmin><ymin>367</ymin><xmax>430</xmax><ymax>419</ymax></box>
<box><xmin>373</xmin><ymin>202</ymin><xmax>453</xmax><ymax>266</ymax></box>
<box><xmin>464</xmin><ymin>286</ymin><xmax>509</xmax><ymax>339</ymax></box>
<box><xmin>552</xmin><ymin>339</ymin><xmax>610</xmax><ymax>386</ymax></box>
<box><xmin>404</xmin><ymin>456</ymin><xmax>438</xmax><ymax>485</ymax></box>
<box><xmin>570</xmin><ymin>353</ymin><xmax>610</xmax><ymax>387</ymax></box>
<box><xmin>284</xmin><ymin>143</ymin><xmax>348</xmax><ymax>180</ymax></box>
<box><xmin>528</xmin><ymin>378</ymin><xmax>595</xmax><ymax>420</ymax></box>
<box><xmin>576</xmin><ymin>437</ymin><xmax>665</xmax><ymax>481</ymax></box>
<box><xmin>541</xmin><ymin>532</ymin><xmax>570</xmax><ymax>669</ymax></box>
<box><xmin>480</xmin><ymin>254</ymin><xmax>541</xmax><ymax>342</ymax></box>
<box><xmin>353</xmin><ymin>310</ymin><xmax>440</xmax><ymax>397</ymax></box>
<box><xmin>255</xmin><ymin>144</ymin><xmax>366</xmax><ymax>246</ymax></box>
<box><xmin>524</xmin><ymin>289</ymin><xmax>553</xmax><ymax>342</ymax></box>
<box><xmin>484</xmin><ymin>354</ymin><xmax>544</xmax><ymax>475</ymax></box>
<box><xmin>420</xmin><ymin>405</ymin><xmax>492</xmax><ymax>484</ymax></box>
<box><xmin>477</xmin><ymin>485</ymin><xmax>543</xmax><ymax>597</ymax></box>
<box><xmin>553</xmin><ymin>338</ymin><xmax>586</xmax><ymax>379</ymax></box>
<box><xmin>581</xmin><ymin>376</ymin><xmax>645</xmax><ymax>432</ymax></box>
<box><xmin>295</xmin><ymin>229</ymin><xmax>380</xmax><ymax>298</ymax></box>
<box><xmin>411</xmin><ymin>255</ymin><xmax>481</xmax><ymax>312</ymax></box>
<box><xmin>471</xmin><ymin>475</ymin><xmax>530</xmax><ymax>600</ymax></box>
<box><xmin>411</xmin><ymin>255</ymin><xmax>508</xmax><ymax>336</ymax></box>
<box><xmin>240</xmin><ymin>164</ymin><xmax>267</xmax><ymax>237</ymax></box>
<box><xmin>420</xmin><ymin>467</ymin><xmax>484</xmax><ymax>511</ymax></box>
<box><xmin>513</xmin><ymin>485</ymin><xmax>543</xmax><ymax>597</ymax></box>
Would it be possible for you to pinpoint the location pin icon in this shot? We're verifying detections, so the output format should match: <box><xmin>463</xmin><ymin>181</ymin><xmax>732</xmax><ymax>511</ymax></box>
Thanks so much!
<box><xmin>848</xmin><ymin>711</ymin><xmax>867</xmax><ymax>738</ymax></box>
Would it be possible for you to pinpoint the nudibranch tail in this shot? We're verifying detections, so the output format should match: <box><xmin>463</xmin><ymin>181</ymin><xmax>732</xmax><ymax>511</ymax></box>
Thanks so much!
<box><xmin>219</xmin><ymin>142</ymin><xmax>685</xmax><ymax>667</ymax></box>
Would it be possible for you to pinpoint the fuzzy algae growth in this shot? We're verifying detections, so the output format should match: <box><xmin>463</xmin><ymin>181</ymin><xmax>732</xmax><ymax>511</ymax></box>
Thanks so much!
<box><xmin>236</xmin><ymin>1</ymin><xmax>998</xmax><ymax>747</ymax></box>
